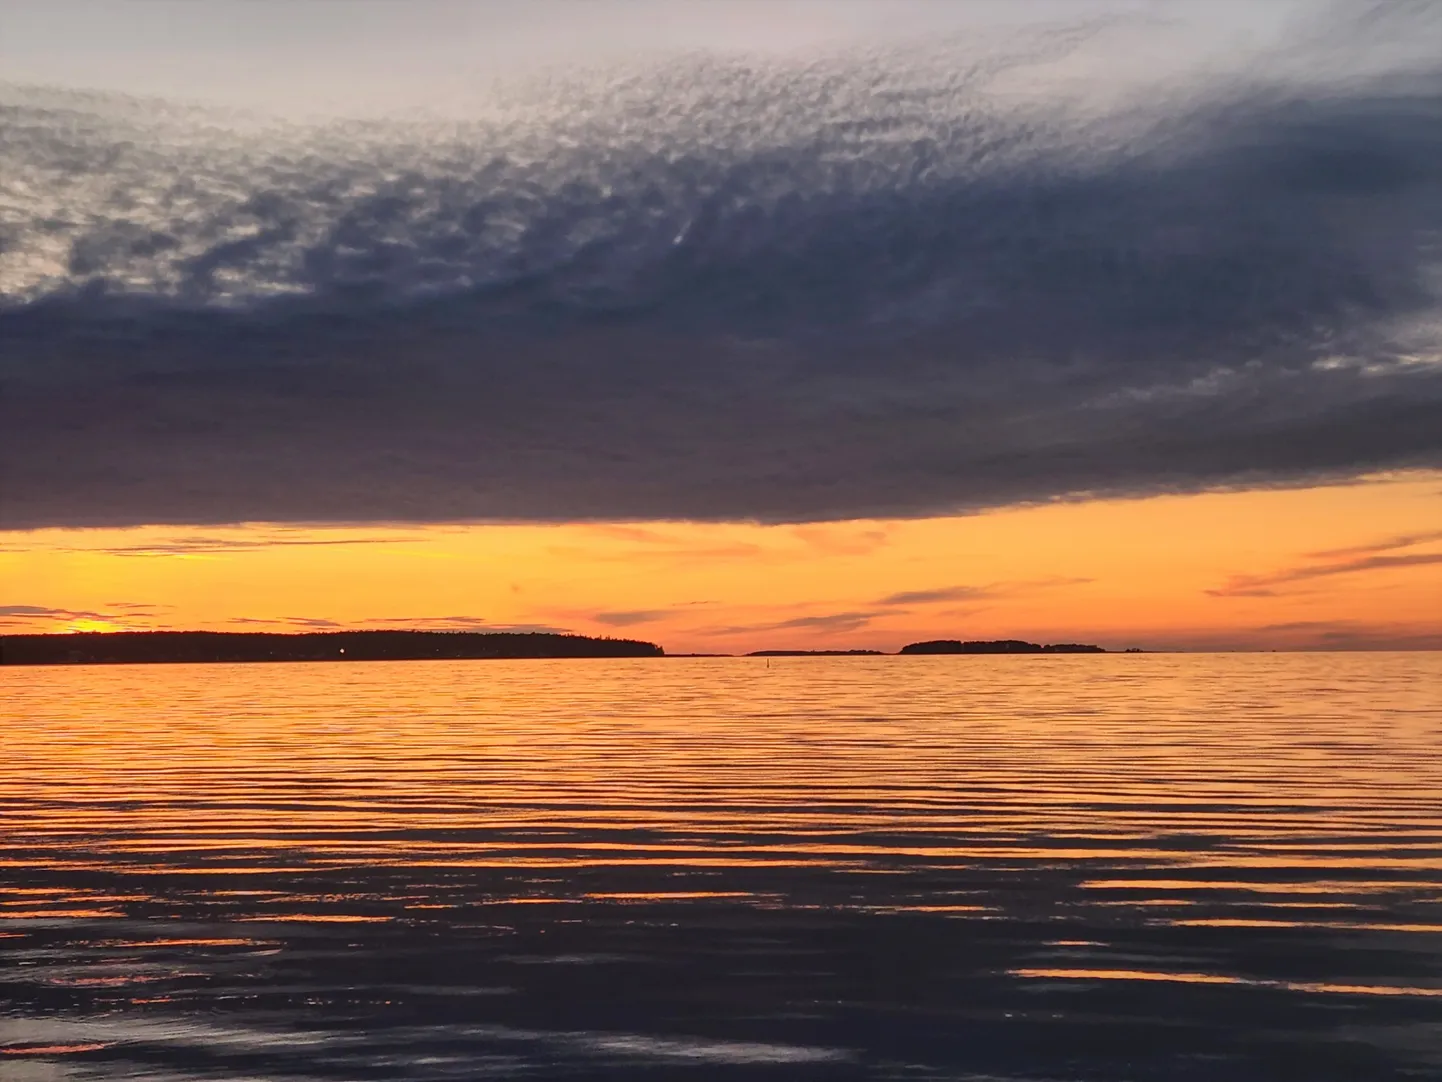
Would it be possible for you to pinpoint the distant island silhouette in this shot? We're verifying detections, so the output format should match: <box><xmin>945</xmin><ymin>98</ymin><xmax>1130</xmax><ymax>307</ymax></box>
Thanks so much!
<box><xmin>0</xmin><ymin>632</ymin><xmax>1130</xmax><ymax>666</ymax></box>
<box><xmin>747</xmin><ymin>649</ymin><xmax>885</xmax><ymax>657</ymax></box>
<box><xmin>0</xmin><ymin>630</ymin><xmax>663</xmax><ymax>666</ymax></box>
<box><xmin>899</xmin><ymin>640</ymin><xmax>1106</xmax><ymax>654</ymax></box>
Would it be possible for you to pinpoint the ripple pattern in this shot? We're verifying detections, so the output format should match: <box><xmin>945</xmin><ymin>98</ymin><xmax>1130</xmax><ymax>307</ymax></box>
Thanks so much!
<box><xmin>1</xmin><ymin>653</ymin><xmax>1439</xmax><ymax>1079</ymax></box>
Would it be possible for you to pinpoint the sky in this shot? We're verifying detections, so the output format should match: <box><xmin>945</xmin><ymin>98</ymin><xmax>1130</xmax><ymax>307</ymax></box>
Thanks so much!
<box><xmin>1</xmin><ymin>0</ymin><xmax>1439</xmax><ymax>651</ymax></box>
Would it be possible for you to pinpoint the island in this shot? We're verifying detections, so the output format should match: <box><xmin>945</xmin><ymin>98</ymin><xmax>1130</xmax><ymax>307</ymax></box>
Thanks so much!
<box><xmin>0</xmin><ymin>630</ymin><xmax>664</xmax><ymax>666</ymax></box>
<box><xmin>747</xmin><ymin>649</ymin><xmax>885</xmax><ymax>657</ymax></box>
<box><xmin>899</xmin><ymin>639</ymin><xmax>1106</xmax><ymax>654</ymax></box>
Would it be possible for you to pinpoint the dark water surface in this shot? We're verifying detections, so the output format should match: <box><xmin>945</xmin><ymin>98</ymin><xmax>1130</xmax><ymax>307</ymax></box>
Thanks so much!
<box><xmin>3</xmin><ymin>654</ymin><xmax>1439</xmax><ymax>1080</ymax></box>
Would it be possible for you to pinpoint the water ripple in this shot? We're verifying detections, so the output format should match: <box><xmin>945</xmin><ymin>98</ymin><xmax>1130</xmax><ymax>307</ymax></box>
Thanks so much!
<box><xmin>1</xmin><ymin>653</ymin><xmax>1439</xmax><ymax>1079</ymax></box>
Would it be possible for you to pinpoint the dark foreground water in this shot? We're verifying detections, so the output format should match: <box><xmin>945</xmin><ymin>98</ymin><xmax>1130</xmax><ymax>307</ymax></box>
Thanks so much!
<box><xmin>2</xmin><ymin>654</ymin><xmax>1439</xmax><ymax>1080</ymax></box>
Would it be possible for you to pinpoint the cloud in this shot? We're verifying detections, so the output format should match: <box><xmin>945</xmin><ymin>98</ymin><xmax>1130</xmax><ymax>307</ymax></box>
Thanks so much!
<box><xmin>702</xmin><ymin>610</ymin><xmax>889</xmax><ymax>636</ymax></box>
<box><xmin>1</xmin><ymin>4</ymin><xmax>1440</xmax><ymax>529</ymax></box>
<box><xmin>1114</xmin><ymin>618</ymin><xmax>1442</xmax><ymax>652</ymax></box>
<box><xmin>65</xmin><ymin>534</ymin><xmax>422</xmax><ymax>557</ymax></box>
<box><xmin>1251</xmin><ymin>620</ymin><xmax>1442</xmax><ymax>650</ymax></box>
<box><xmin>1208</xmin><ymin>551</ymin><xmax>1442</xmax><ymax>597</ymax></box>
<box><xmin>1257</xmin><ymin>620</ymin><xmax>1350</xmax><ymax>633</ymax></box>
<box><xmin>592</xmin><ymin>609</ymin><xmax>671</xmax><ymax>627</ymax></box>
<box><xmin>228</xmin><ymin>616</ymin><xmax>344</xmax><ymax>629</ymax></box>
<box><xmin>877</xmin><ymin>586</ymin><xmax>993</xmax><ymax>606</ymax></box>
<box><xmin>875</xmin><ymin>577</ymin><xmax>1091</xmax><ymax>606</ymax></box>
<box><xmin>361</xmin><ymin>616</ymin><xmax>572</xmax><ymax>633</ymax></box>
<box><xmin>0</xmin><ymin>602</ymin><xmax>160</xmax><ymax>628</ymax></box>
<box><xmin>229</xmin><ymin>615</ymin><xmax>573</xmax><ymax>633</ymax></box>
<box><xmin>1305</xmin><ymin>528</ymin><xmax>1442</xmax><ymax>560</ymax></box>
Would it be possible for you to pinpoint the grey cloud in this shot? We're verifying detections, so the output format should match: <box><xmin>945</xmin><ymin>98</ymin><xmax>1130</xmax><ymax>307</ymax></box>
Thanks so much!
<box><xmin>1121</xmin><ymin>619</ymin><xmax>1442</xmax><ymax>651</ymax></box>
<box><xmin>229</xmin><ymin>615</ymin><xmax>572</xmax><ymax>633</ymax></box>
<box><xmin>1257</xmin><ymin>620</ymin><xmax>1352</xmax><ymax>633</ymax></box>
<box><xmin>1252</xmin><ymin>620</ymin><xmax>1442</xmax><ymax>650</ymax></box>
<box><xmin>1</xmin><ymin>5</ymin><xmax>1440</xmax><ymax>529</ymax></box>
<box><xmin>361</xmin><ymin>616</ymin><xmax>572</xmax><ymax>633</ymax></box>
<box><xmin>877</xmin><ymin>586</ymin><xmax>994</xmax><ymax>606</ymax></box>
<box><xmin>1021</xmin><ymin>576</ymin><xmax>1095</xmax><ymax>591</ymax></box>
<box><xmin>1305</xmin><ymin>529</ymin><xmax>1442</xmax><ymax>560</ymax></box>
<box><xmin>767</xmin><ymin>612</ymin><xmax>885</xmax><ymax>632</ymax></box>
<box><xmin>1208</xmin><ymin>551</ymin><xmax>1442</xmax><ymax>597</ymax></box>
<box><xmin>72</xmin><ymin>535</ymin><xmax>421</xmax><ymax>557</ymax></box>
<box><xmin>229</xmin><ymin>616</ymin><xmax>344</xmax><ymax>629</ymax></box>
<box><xmin>876</xmin><ymin>577</ymin><xmax>1091</xmax><ymax>606</ymax></box>
<box><xmin>703</xmin><ymin>610</ymin><xmax>889</xmax><ymax>636</ymax></box>
<box><xmin>0</xmin><ymin>603</ymin><xmax>157</xmax><ymax>627</ymax></box>
<box><xmin>592</xmin><ymin>610</ymin><xmax>672</xmax><ymax>627</ymax></box>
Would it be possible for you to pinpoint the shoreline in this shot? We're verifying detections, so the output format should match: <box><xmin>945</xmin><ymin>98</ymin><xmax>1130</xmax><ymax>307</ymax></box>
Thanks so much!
<box><xmin>5</xmin><ymin>630</ymin><xmax>1115</xmax><ymax>665</ymax></box>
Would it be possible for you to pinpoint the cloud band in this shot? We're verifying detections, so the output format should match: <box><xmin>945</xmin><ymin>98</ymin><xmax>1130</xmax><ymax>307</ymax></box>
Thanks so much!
<box><xmin>3</xmin><ymin>7</ymin><xmax>1440</xmax><ymax>527</ymax></box>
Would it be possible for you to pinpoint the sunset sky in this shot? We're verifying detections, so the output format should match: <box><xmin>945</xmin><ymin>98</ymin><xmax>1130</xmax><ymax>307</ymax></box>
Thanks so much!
<box><xmin>2</xmin><ymin>0</ymin><xmax>1439</xmax><ymax>652</ymax></box>
<box><xmin>5</xmin><ymin>471</ymin><xmax>1438</xmax><ymax>652</ymax></box>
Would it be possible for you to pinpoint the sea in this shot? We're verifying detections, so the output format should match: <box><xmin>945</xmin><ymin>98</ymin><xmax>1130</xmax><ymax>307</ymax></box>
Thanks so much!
<box><xmin>2</xmin><ymin>654</ymin><xmax>1439</xmax><ymax>1080</ymax></box>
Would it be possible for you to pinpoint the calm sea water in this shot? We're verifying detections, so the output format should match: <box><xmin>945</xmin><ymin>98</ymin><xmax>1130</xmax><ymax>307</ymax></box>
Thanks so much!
<box><xmin>2</xmin><ymin>654</ymin><xmax>1439</xmax><ymax>1080</ymax></box>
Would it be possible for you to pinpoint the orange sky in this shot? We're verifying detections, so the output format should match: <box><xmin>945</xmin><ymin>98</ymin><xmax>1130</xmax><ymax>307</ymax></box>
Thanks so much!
<box><xmin>3</xmin><ymin>471</ymin><xmax>1439</xmax><ymax>652</ymax></box>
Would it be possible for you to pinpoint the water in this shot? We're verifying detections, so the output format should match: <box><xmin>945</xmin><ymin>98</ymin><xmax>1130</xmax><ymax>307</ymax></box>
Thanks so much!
<box><xmin>2</xmin><ymin>653</ymin><xmax>1439</xmax><ymax>1080</ymax></box>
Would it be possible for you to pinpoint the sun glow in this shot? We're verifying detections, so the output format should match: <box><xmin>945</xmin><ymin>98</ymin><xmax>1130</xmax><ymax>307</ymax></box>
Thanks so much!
<box><xmin>62</xmin><ymin>619</ymin><xmax>127</xmax><ymax>635</ymax></box>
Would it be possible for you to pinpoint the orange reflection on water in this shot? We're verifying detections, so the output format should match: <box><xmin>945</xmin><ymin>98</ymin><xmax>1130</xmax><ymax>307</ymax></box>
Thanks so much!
<box><xmin>1</xmin><ymin>1043</ymin><xmax>110</xmax><ymax>1056</ymax></box>
<box><xmin>1011</xmin><ymin>968</ymin><xmax>1442</xmax><ymax>998</ymax></box>
<box><xmin>233</xmin><ymin>914</ymin><xmax>391</xmax><ymax>923</ymax></box>
<box><xmin>0</xmin><ymin>653</ymin><xmax>1438</xmax><ymax>1082</ymax></box>
<box><xmin>93</xmin><ymin>939</ymin><xmax>274</xmax><ymax>948</ymax></box>
<box><xmin>46</xmin><ymin>975</ymin><xmax>185</xmax><ymax>987</ymax></box>
<box><xmin>584</xmin><ymin>891</ymin><xmax>756</xmax><ymax>901</ymax></box>
<box><xmin>1</xmin><ymin>653</ymin><xmax>1438</xmax><ymax>929</ymax></box>
<box><xmin>1167</xmin><ymin>918</ymin><xmax>1442</xmax><ymax>933</ymax></box>
<box><xmin>1082</xmin><ymin>879</ymin><xmax>1431</xmax><ymax>893</ymax></box>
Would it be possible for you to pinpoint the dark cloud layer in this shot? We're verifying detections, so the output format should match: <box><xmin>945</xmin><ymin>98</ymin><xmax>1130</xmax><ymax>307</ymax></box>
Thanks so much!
<box><xmin>2</xmin><ymin>5</ymin><xmax>1440</xmax><ymax>528</ymax></box>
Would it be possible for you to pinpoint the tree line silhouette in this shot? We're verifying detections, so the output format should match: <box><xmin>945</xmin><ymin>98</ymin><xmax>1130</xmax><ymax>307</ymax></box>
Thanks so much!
<box><xmin>0</xmin><ymin>631</ymin><xmax>663</xmax><ymax>665</ymax></box>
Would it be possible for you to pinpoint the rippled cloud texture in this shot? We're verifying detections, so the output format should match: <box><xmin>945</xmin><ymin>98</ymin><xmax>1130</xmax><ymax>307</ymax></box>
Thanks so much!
<box><xmin>2</xmin><ymin>1</ymin><xmax>1439</xmax><ymax>528</ymax></box>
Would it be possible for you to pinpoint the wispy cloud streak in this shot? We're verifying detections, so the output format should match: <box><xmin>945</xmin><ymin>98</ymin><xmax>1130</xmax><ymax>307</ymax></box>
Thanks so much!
<box><xmin>701</xmin><ymin>610</ymin><xmax>891</xmax><ymax>637</ymax></box>
<box><xmin>0</xmin><ymin>602</ymin><xmax>164</xmax><ymax>629</ymax></box>
<box><xmin>592</xmin><ymin>610</ymin><xmax>672</xmax><ymax>627</ymax></box>
<box><xmin>875</xmin><ymin>577</ymin><xmax>1091</xmax><ymax>606</ymax></box>
<box><xmin>1209</xmin><ymin>531</ymin><xmax>1442</xmax><ymax>597</ymax></box>
<box><xmin>1305</xmin><ymin>529</ymin><xmax>1442</xmax><ymax>560</ymax></box>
